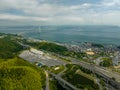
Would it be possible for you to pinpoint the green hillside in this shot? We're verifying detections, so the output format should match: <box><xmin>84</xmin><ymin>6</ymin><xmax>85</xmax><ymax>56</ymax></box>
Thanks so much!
<box><xmin>25</xmin><ymin>41</ymin><xmax>68</xmax><ymax>53</ymax></box>
<box><xmin>63</xmin><ymin>64</ymin><xmax>99</xmax><ymax>90</ymax></box>
<box><xmin>0</xmin><ymin>57</ymin><xmax>45</xmax><ymax>90</ymax></box>
<box><xmin>25</xmin><ymin>41</ymin><xmax>86</xmax><ymax>59</ymax></box>
<box><xmin>0</xmin><ymin>36</ymin><xmax>23</xmax><ymax>59</ymax></box>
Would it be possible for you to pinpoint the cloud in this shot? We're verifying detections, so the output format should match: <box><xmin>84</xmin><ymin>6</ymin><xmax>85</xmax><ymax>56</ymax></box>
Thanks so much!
<box><xmin>0</xmin><ymin>0</ymin><xmax>120</xmax><ymax>26</ymax></box>
<box><xmin>102</xmin><ymin>0</ymin><xmax>120</xmax><ymax>6</ymax></box>
<box><xmin>0</xmin><ymin>14</ymin><xmax>51</xmax><ymax>21</ymax></box>
<box><xmin>69</xmin><ymin>3</ymin><xmax>92</xmax><ymax>10</ymax></box>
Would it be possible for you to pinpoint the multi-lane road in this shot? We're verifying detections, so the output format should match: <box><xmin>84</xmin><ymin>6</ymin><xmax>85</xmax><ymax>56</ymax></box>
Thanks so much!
<box><xmin>50</xmin><ymin>72</ymin><xmax>80</xmax><ymax>90</ymax></box>
<box><xmin>71</xmin><ymin>59</ymin><xmax>120</xmax><ymax>83</ymax></box>
<box><xmin>19</xmin><ymin>48</ymin><xmax>120</xmax><ymax>90</ymax></box>
<box><xmin>70</xmin><ymin>59</ymin><xmax>120</xmax><ymax>89</ymax></box>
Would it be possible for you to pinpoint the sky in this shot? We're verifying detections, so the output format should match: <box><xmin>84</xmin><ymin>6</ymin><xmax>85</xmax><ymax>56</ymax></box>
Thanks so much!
<box><xmin>0</xmin><ymin>0</ymin><xmax>120</xmax><ymax>26</ymax></box>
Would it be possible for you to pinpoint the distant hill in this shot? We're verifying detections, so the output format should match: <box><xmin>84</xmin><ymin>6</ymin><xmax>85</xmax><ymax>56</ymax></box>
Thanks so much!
<box><xmin>0</xmin><ymin>34</ymin><xmax>23</xmax><ymax>59</ymax></box>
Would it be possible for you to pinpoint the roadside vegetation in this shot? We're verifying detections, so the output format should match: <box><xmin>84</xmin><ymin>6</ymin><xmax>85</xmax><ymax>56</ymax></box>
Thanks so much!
<box><xmin>49</xmin><ymin>65</ymin><xmax>65</xmax><ymax>74</ymax></box>
<box><xmin>25</xmin><ymin>41</ymin><xmax>87</xmax><ymax>59</ymax></box>
<box><xmin>0</xmin><ymin>35</ymin><xmax>24</xmax><ymax>59</ymax></box>
<box><xmin>100</xmin><ymin>58</ymin><xmax>112</xmax><ymax>67</ymax></box>
<box><xmin>49</xmin><ymin>79</ymin><xmax>66</xmax><ymax>90</ymax></box>
<box><xmin>0</xmin><ymin>33</ymin><xmax>46</xmax><ymax>90</ymax></box>
<box><xmin>62</xmin><ymin>64</ymin><xmax>99</xmax><ymax>90</ymax></box>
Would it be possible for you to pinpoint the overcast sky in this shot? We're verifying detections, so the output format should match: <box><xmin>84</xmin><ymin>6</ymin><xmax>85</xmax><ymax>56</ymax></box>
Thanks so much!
<box><xmin>0</xmin><ymin>0</ymin><xmax>120</xmax><ymax>26</ymax></box>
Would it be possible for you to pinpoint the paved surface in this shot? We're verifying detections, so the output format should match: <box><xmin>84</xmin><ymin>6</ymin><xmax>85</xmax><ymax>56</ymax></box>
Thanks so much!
<box><xmin>70</xmin><ymin>59</ymin><xmax>120</xmax><ymax>83</ymax></box>
<box><xmin>70</xmin><ymin>59</ymin><xmax>120</xmax><ymax>90</ymax></box>
<box><xmin>19</xmin><ymin>49</ymin><xmax>67</xmax><ymax>67</ymax></box>
<box><xmin>95</xmin><ymin>78</ymin><xmax>103</xmax><ymax>90</ymax></box>
<box><xmin>45</xmin><ymin>71</ymin><xmax>49</xmax><ymax>90</ymax></box>
<box><xmin>19</xmin><ymin>47</ymin><xmax>120</xmax><ymax>89</ymax></box>
<box><xmin>50</xmin><ymin>72</ymin><xmax>80</xmax><ymax>90</ymax></box>
<box><xmin>57</xmin><ymin>65</ymin><xmax>67</xmax><ymax>77</ymax></box>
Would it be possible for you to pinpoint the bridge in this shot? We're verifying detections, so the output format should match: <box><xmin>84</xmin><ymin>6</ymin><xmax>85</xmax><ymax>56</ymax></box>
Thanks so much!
<box><xmin>71</xmin><ymin>59</ymin><xmax>120</xmax><ymax>90</ymax></box>
<box><xmin>50</xmin><ymin>72</ymin><xmax>80</xmax><ymax>90</ymax></box>
<box><xmin>94</xmin><ymin>70</ymin><xmax>120</xmax><ymax>89</ymax></box>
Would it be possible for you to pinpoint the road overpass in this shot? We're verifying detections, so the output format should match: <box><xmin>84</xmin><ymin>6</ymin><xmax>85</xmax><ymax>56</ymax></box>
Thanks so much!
<box><xmin>50</xmin><ymin>72</ymin><xmax>80</xmax><ymax>90</ymax></box>
<box><xmin>71</xmin><ymin>59</ymin><xmax>120</xmax><ymax>90</ymax></box>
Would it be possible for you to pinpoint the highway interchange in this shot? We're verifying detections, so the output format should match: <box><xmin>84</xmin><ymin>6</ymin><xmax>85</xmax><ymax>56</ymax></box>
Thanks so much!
<box><xmin>19</xmin><ymin>48</ymin><xmax>120</xmax><ymax>90</ymax></box>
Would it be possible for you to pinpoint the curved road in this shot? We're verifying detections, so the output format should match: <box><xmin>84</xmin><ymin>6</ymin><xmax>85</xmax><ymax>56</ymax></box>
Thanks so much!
<box><xmin>45</xmin><ymin>71</ymin><xmax>49</xmax><ymax>90</ymax></box>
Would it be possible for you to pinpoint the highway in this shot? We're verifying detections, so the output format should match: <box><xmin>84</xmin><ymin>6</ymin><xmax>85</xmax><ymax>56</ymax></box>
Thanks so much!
<box><xmin>95</xmin><ymin>78</ymin><xmax>102</xmax><ymax>90</ymax></box>
<box><xmin>49</xmin><ymin>72</ymin><xmax>80</xmax><ymax>90</ymax></box>
<box><xmin>70</xmin><ymin>59</ymin><xmax>120</xmax><ymax>89</ymax></box>
<box><xmin>71</xmin><ymin>59</ymin><xmax>120</xmax><ymax>82</ymax></box>
<box><xmin>18</xmin><ymin>45</ymin><xmax>120</xmax><ymax>90</ymax></box>
<box><xmin>18</xmin><ymin>42</ymin><xmax>120</xmax><ymax>82</ymax></box>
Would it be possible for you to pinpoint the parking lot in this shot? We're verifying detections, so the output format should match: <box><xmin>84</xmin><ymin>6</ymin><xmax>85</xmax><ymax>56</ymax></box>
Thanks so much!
<box><xmin>19</xmin><ymin>49</ymin><xmax>66</xmax><ymax>67</ymax></box>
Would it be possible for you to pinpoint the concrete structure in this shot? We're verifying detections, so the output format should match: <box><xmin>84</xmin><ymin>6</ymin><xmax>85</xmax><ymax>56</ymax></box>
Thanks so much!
<box><xmin>19</xmin><ymin>50</ymin><xmax>67</xmax><ymax>67</ymax></box>
<box><xmin>113</xmin><ymin>52</ymin><xmax>120</xmax><ymax>66</ymax></box>
<box><xmin>71</xmin><ymin>59</ymin><xmax>120</xmax><ymax>90</ymax></box>
<box><xmin>50</xmin><ymin>72</ymin><xmax>80</xmax><ymax>90</ymax></box>
<box><xmin>54</xmin><ymin>67</ymin><xmax>60</xmax><ymax>70</ymax></box>
<box><xmin>86</xmin><ymin>51</ymin><xmax>95</xmax><ymax>55</ymax></box>
<box><xmin>30</xmin><ymin>48</ymin><xmax>44</xmax><ymax>55</ymax></box>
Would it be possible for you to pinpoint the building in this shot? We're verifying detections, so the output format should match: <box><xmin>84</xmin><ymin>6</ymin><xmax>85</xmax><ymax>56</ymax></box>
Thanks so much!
<box><xmin>112</xmin><ymin>52</ymin><xmax>120</xmax><ymax>66</ymax></box>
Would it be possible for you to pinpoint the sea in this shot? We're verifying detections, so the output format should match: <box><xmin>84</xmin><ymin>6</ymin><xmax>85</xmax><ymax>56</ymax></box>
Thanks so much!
<box><xmin>0</xmin><ymin>25</ymin><xmax>120</xmax><ymax>45</ymax></box>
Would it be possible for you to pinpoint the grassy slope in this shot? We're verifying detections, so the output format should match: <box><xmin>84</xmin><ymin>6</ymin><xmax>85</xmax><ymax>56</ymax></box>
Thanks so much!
<box><xmin>0</xmin><ymin>58</ymin><xmax>45</xmax><ymax>90</ymax></box>
<box><xmin>0</xmin><ymin>36</ymin><xmax>23</xmax><ymax>59</ymax></box>
<box><xmin>49</xmin><ymin>80</ymin><xmax>66</xmax><ymax>90</ymax></box>
<box><xmin>26</xmin><ymin>41</ymin><xmax>68</xmax><ymax>53</ymax></box>
<box><xmin>63</xmin><ymin>64</ymin><xmax>99</xmax><ymax>90</ymax></box>
<box><xmin>0</xmin><ymin>34</ymin><xmax>46</xmax><ymax>90</ymax></box>
<box><xmin>25</xmin><ymin>41</ymin><xmax>87</xmax><ymax>59</ymax></box>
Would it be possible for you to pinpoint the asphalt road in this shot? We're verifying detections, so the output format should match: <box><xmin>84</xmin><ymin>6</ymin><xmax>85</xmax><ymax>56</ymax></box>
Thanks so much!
<box><xmin>19</xmin><ymin>48</ymin><xmax>120</xmax><ymax>90</ymax></box>
<box><xmin>19</xmin><ymin>50</ymin><xmax>67</xmax><ymax>67</ymax></box>
<box><xmin>72</xmin><ymin>59</ymin><xmax>120</xmax><ymax>82</ymax></box>
<box><xmin>45</xmin><ymin>71</ymin><xmax>49</xmax><ymax>90</ymax></box>
<box><xmin>70</xmin><ymin>59</ymin><xmax>120</xmax><ymax>90</ymax></box>
<box><xmin>50</xmin><ymin>72</ymin><xmax>80</xmax><ymax>90</ymax></box>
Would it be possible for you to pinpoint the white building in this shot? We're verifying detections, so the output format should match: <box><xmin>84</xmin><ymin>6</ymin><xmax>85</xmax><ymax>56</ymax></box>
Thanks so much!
<box><xmin>113</xmin><ymin>52</ymin><xmax>120</xmax><ymax>66</ymax></box>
